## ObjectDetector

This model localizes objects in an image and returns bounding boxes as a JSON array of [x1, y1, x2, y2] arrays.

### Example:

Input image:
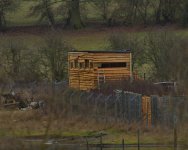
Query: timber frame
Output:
[[68, 50, 133, 91]]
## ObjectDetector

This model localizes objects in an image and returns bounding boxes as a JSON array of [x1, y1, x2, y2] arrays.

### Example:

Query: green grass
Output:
[[64, 31, 110, 50], [0, 128, 176, 145], [1, 28, 188, 51], [6, 1, 39, 26]]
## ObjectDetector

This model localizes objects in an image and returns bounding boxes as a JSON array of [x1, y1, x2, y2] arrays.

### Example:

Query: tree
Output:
[[109, 33, 144, 70], [145, 32, 188, 83], [40, 33, 71, 81], [0, 0, 20, 31], [181, 0, 188, 27], [0, 39, 23, 80], [29, 0, 55, 28], [0, 38, 41, 82], [152, 0, 180, 24], [66, 0, 84, 29], [137, 0, 151, 25], [29, 0, 84, 29], [91, 0, 112, 23]]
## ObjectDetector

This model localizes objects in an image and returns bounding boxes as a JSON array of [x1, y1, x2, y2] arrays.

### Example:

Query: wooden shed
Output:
[[68, 50, 133, 90]]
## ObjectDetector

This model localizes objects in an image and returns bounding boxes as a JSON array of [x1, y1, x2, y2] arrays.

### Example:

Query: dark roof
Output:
[[69, 49, 131, 53]]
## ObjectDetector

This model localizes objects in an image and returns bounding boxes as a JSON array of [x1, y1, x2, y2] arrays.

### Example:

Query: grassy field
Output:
[[0, 110, 187, 145], [1, 26, 188, 51]]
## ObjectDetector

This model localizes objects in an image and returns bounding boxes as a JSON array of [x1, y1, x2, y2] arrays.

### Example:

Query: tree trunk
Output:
[[102, 1, 107, 21], [44, 0, 55, 29], [0, 9, 6, 31], [156, 0, 162, 24], [66, 0, 84, 29], [0, 13, 2, 30], [0, 11, 4, 30]]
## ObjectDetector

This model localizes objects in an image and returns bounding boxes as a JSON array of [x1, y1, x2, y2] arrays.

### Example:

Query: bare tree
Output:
[[40, 33, 71, 81], [181, 0, 188, 27], [0, 38, 42, 82], [137, 0, 151, 25], [28, 0, 55, 28], [109, 33, 144, 70], [91, 0, 112, 23], [145, 32, 188, 83], [0, 38, 24, 81], [0, 0, 20, 30]]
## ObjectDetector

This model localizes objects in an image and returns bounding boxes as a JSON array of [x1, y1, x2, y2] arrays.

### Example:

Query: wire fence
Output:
[[0, 81, 187, 127], [59, 89, 188, 127]]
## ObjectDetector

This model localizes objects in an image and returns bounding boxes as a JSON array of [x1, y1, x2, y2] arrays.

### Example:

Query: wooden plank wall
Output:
[[142, 96, 152, 127], [68, 52, 95, 90], [68, 52, 131, 90], [92, 53, 130, 63]]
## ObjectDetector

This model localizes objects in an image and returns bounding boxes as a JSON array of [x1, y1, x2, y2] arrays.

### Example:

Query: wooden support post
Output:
[[146, 101, 149, 128]]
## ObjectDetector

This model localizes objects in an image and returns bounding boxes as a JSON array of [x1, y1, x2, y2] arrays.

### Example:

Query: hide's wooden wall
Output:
[[68, 52, 132, 90]]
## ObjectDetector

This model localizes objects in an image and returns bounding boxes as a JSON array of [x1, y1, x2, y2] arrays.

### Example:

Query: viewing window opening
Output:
[[70, 62, 74, 69], [79, 62, 84, 69], [74, 60, 78, 68], [99, 62, 127, 68], [85, 59, 89, 68], [90, 62, 93, 68]]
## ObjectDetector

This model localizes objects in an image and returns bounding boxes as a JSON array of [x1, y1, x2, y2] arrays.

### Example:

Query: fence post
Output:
[[100, 134, 103, 150], [174, 126, 177, 150], [122, 138, 125, 150], [115, 97, 118, 122], [85, 137, 89, 150], [173, 107, 178, 150], [137, 129, 140, 150], [127, 93, 130, 124], [70, 91, 76, 118], [105, 98, 107, 123]]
